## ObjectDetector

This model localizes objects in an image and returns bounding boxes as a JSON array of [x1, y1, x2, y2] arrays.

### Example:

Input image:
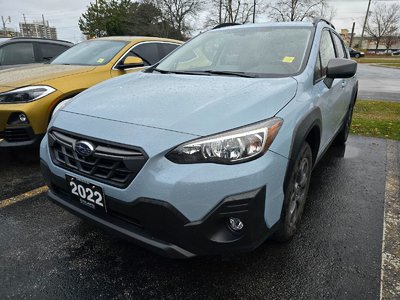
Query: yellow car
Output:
[[0, 36, 182, 147]]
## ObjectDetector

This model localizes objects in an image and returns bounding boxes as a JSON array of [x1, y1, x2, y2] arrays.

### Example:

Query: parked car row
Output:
[[1, 20, 358, 258], [0, 36, 181, 147]]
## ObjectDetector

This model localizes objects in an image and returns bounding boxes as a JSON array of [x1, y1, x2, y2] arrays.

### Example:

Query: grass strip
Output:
[[354, 58, 400, 64], [351, 100, 400, 141]]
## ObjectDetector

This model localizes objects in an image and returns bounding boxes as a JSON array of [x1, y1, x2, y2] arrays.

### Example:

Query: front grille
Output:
[[49, 129, 148, 188], [1, 127, 33, 142]]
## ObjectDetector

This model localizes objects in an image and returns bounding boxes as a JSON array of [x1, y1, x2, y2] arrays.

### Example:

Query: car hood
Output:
[[0, 64, 96, 90], [63, 72, 298, 136]]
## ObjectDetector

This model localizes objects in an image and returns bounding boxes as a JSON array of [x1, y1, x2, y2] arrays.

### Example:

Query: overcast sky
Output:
[[1, 0, 398, 43]]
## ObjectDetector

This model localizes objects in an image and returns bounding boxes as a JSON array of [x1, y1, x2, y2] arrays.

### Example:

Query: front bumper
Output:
[[0, 126, 43, 147], [41, 159, 275, 258], [40, 114, 288, 257], [0, 91, 63, 147]]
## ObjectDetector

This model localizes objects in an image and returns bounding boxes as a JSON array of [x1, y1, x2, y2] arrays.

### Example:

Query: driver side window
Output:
[[129, 43, 160, 66]]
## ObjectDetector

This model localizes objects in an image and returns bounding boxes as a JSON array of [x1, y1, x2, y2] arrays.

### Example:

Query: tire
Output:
[[355, 53, 360, 58], [274, 142, 313, 242], [334, 101, 355, 145]]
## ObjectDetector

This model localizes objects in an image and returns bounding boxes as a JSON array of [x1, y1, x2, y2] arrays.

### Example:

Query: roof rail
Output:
[[312, 18, 335, 30], [213, 23, 241, 30], [9, 36, 73, 44]]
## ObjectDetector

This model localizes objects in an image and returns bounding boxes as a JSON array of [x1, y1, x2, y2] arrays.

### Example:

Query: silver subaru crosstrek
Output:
[[40, 19, 358, 258]]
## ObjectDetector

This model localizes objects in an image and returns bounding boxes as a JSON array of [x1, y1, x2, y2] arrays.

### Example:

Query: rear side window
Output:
[[38, 43, 69, 62], [160, 43, 179, 56], [0, 42, 35, 65], [332, 33, 347, 59], [131, 43, 161, 65], [315, 30, 336, 80]]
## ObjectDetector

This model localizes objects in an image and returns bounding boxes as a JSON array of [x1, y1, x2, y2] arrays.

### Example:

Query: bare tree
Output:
[[205, 0, 265, 27], [268, 0, 334, 22], [152, 0, 204, 37], [383, 30, 399, 52], [365, 2, 400, 50]]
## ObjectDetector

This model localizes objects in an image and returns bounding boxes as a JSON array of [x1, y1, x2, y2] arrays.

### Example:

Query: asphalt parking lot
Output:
[[358, 64, 400, 101], [1, 135, 399, 299]]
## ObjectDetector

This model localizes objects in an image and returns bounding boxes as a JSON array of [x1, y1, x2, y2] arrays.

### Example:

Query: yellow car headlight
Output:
[[0, 86, 56, 103]]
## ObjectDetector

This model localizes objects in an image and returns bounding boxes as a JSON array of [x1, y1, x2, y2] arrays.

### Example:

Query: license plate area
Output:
[[66, 175, 107, 213]]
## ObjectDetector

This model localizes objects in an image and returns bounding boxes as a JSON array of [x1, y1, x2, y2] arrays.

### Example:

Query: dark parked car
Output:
[[347, 47, 365, 58], [0, 37, 72, 70], [392, 50, 400, 56]]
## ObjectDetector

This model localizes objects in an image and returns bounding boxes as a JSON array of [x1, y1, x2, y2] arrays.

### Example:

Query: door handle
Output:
[[341, 79, 347, 88]]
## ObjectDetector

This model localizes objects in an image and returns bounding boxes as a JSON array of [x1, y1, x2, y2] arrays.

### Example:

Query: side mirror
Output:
[[324, 58, 357, 88], [116, 56, 144, 70]]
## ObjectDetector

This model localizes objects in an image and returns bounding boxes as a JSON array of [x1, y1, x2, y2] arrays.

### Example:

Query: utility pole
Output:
[[349, 22, 355, 48], [252, 0, 256, 23], [42, 14, 47, 38], [96, 0, 99, 37], [360, 0, 372, 49], [1, 16, 11, 37], [21, 14, 27, 36], [219, 0, 222, 24]]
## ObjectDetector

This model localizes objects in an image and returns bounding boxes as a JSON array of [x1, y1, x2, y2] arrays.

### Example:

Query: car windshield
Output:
[[156, 26, 313, 77], [51, 40, 127, 66]]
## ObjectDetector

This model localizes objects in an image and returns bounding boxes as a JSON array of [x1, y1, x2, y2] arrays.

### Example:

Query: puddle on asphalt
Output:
[[343, 145, 360, 159], [328, 144, 360, 159]]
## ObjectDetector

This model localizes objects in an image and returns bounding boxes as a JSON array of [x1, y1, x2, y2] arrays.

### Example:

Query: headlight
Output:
[[0, 86, 56, 103], [166, 117, 283, 164]]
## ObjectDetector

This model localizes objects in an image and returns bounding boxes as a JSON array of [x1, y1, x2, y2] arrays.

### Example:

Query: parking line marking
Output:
[[0, 186, 48, 209], [380, 140, 400, 300]]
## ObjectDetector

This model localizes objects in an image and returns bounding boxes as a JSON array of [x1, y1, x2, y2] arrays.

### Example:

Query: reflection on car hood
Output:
[[0, 64, 96, 89], [63, 72, 298, 136]]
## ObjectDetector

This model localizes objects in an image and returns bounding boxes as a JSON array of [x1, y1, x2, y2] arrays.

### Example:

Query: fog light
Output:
[[228, 217, 244, 231], [19, 113, 27, 123]]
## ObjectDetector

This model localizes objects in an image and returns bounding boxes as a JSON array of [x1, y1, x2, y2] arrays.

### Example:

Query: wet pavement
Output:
[[357, 64, 400, 101], [0, 136, 396, 299]]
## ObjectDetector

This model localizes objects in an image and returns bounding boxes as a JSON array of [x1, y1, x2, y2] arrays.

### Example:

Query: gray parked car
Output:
[[0, 37, 72, 70]]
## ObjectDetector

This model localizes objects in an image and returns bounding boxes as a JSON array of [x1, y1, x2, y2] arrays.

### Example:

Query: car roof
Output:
[[94, 36, 183, 44], [0, 38, 11, 44], [213, 22, 315, 31], [212, 19, 335, 32], [2, 37, 73, 45]]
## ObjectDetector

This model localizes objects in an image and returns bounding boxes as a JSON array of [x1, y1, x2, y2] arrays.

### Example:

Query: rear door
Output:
[[313, 29, 344, 151], [331, 32, 354, 119]]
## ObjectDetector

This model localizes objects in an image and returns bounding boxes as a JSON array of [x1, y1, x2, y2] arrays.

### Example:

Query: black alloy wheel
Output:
[[274, 142, 313, 241]]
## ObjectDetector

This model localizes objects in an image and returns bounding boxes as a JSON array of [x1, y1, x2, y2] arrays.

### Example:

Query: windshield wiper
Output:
[[201, 70, 255, 78], [151, 68, 254, 77], [151, 68, 211, 76], [152, 68, 170, 74]]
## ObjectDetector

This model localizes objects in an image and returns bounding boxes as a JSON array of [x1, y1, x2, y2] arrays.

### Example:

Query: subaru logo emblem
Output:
[[75, 141, 95, 157]]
